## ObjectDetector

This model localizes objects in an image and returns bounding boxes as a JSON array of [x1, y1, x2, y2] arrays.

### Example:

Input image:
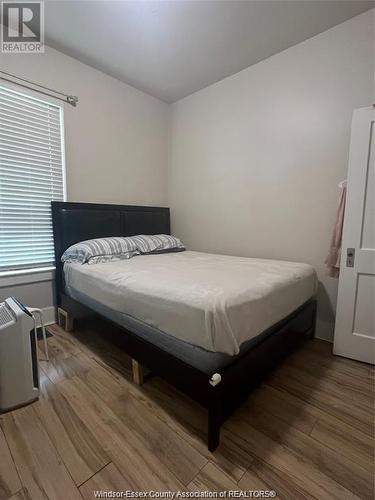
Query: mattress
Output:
[[64, 250, 317, 356]]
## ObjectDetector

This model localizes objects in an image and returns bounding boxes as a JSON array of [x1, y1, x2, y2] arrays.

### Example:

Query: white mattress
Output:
[[64, 251, 317, 355]]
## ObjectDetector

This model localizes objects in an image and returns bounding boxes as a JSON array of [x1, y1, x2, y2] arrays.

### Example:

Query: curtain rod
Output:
[[0, 70, 78, 107]]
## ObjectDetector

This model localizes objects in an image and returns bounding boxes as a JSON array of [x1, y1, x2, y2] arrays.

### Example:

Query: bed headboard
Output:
[[51, 201, 170, 305]]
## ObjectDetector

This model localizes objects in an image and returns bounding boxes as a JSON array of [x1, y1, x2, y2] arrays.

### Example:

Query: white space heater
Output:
[[0, 297, 40, 412]]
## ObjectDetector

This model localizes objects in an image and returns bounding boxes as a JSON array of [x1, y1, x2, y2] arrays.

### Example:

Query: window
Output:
[[0, 85, 65, 272]]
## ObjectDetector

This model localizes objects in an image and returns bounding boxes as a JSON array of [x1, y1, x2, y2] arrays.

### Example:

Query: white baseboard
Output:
[[34, 306, 56, 327], [315, 319, 334, 343]]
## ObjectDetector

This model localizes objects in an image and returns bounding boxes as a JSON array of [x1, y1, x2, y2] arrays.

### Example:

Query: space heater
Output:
[[0, 297, 40, 412]]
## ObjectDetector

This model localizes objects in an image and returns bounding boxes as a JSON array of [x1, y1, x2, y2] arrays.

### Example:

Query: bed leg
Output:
[[57, 307, 74, 332], [310, 300, 318, 339], [208, 405, 221, 452], [132, 359, 144, 386]]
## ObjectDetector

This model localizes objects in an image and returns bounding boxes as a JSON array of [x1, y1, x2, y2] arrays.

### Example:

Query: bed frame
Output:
[[51, 201, 317, 451]]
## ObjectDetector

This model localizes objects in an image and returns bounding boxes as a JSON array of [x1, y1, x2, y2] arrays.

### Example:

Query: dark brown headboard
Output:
[[51, 201, 170, 306]]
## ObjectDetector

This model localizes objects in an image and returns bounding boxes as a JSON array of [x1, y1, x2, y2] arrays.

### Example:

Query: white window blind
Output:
[[0, 85, 65, 272]]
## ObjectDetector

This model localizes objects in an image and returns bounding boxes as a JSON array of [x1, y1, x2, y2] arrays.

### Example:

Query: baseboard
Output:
[[34, 306, 56, 327], [315, 319, 334, 343]]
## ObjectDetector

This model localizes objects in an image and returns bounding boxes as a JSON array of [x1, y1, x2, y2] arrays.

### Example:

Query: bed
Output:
[[52, 201, 317, 451]]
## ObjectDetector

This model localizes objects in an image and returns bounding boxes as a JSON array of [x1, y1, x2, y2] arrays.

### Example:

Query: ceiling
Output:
[[44, 0, 374, 103]]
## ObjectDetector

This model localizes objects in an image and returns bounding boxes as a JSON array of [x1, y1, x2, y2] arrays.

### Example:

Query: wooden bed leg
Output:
[[208, 405, 221, 452], [132, 359, 144, 386], [57, 307, 74, 332]]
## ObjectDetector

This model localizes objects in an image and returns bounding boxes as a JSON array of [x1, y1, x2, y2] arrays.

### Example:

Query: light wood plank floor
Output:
[[0, 319, 374, 500]]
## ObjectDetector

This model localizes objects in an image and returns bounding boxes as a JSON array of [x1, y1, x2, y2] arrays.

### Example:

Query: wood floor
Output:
[[0, 319, 374, 500]]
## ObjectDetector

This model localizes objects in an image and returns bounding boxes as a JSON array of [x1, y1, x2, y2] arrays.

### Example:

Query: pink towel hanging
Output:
[[325, 181, 347, 278]]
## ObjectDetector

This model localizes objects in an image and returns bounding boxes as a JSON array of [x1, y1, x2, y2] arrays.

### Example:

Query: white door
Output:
[[333, 107, 375, 365]]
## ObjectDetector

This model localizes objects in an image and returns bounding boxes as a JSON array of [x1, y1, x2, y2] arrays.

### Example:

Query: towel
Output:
[[325, 183, 347, 278]]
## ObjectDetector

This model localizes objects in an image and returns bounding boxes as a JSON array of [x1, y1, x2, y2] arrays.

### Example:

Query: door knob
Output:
[[346, 248, 355, 267]]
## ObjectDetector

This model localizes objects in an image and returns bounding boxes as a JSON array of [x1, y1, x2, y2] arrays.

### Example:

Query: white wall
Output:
[[168, 11, 374, 341], [0, 46, 169, 313]]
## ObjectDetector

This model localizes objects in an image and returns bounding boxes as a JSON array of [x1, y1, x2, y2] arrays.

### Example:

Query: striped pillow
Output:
[[131, 234, 185, 254], [61, 237, 139, 264]]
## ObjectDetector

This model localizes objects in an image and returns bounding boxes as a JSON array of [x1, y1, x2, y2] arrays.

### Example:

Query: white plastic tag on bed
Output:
[[209, 373, 222, 386]]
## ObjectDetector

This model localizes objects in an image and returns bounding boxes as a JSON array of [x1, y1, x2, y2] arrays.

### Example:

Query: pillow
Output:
[[61, 237, 139, 264], [131, 234, 185, 254], [86, 253, 137, 265]]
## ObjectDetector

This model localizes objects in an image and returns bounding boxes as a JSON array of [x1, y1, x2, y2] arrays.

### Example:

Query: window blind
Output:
[[0, 85, 65, 272]]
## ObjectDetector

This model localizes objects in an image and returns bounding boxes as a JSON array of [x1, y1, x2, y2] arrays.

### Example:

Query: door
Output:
[[333, 107, 375, 364]]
